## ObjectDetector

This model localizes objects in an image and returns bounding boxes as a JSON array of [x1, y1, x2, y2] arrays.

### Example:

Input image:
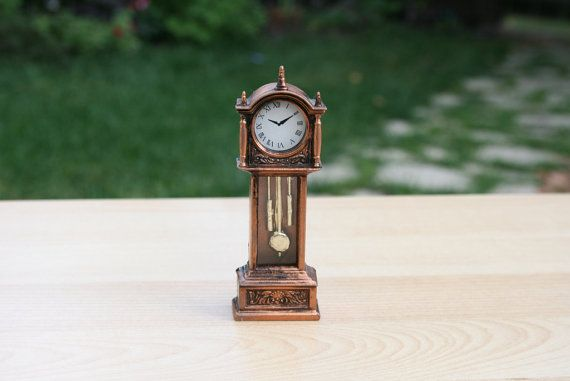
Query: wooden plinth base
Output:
[[233, 264, 320, 321]]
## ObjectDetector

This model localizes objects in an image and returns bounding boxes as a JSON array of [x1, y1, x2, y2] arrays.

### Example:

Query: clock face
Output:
[[253, 99, 308, 153]]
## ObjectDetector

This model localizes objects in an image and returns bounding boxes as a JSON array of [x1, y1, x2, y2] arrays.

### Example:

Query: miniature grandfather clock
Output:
[[232, 66, 326, 321]]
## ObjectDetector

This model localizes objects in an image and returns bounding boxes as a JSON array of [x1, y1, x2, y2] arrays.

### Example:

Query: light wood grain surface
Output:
[[1, 195, 569, 381]]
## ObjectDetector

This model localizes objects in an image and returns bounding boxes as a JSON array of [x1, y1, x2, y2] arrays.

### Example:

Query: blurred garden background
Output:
[[1, 0, 570, 199]]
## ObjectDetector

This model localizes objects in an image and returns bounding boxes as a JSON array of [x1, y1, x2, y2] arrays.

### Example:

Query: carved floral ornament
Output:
[[253, 154, 307, 165], [246, 289, 309, 307]]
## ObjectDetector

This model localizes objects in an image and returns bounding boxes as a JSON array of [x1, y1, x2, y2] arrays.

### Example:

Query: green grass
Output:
[[504, 14, 570, 40], [0, 24, 508, 199]]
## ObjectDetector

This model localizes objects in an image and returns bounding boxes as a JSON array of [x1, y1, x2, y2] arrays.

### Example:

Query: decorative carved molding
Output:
[[253, 153, 307, 165], [248, 138, 310, 167], [246, 289, 309, 307]]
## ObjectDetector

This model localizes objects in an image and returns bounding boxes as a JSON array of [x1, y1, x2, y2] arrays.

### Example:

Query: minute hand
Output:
[[277, 114, 295, 126]]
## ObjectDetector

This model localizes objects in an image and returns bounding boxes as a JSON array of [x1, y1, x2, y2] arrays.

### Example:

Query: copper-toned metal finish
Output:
[[238, 166, 320, 176], [276, 65, 287, 90], [233, 66, 326, 321], [296, 175, 307, 271], [235, 82, 326, 115], [232, 264, 319, 321], [313, 114, 322, 168], [248, 175, 258, 269], [239, 115, 247, 167]]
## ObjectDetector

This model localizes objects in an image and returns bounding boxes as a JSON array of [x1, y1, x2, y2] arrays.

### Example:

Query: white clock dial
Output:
[[253, 99, 307, 152]]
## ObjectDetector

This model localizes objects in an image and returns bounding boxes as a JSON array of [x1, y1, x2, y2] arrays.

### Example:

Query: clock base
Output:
[[232, 264, 320, 321], [232, 297, 320, 321]]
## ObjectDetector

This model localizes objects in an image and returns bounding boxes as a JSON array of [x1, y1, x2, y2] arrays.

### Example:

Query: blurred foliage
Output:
[[0, 0, 22, 15], [5, 0, 568, 58], [305, 0, 404, 31], [0, 0, 266, 55], [0, 0, 139, 57], [33, 11, 139, 55], [142, 0, 266, 44], [301, 0, 570, 31]]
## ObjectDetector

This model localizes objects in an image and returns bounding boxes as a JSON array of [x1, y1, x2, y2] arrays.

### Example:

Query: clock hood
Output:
[[235, 66, 326, 116]]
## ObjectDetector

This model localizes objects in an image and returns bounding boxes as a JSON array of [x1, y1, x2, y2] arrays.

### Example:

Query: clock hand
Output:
[[277, 114, 295, 126], [268, 119, 280, 126]]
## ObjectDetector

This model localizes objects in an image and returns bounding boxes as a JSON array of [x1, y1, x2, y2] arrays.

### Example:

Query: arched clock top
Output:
[[235, 66, 327, 115]]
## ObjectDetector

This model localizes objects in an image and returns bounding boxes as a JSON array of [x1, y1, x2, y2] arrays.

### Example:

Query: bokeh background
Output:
[[1, 0, 570, 199]]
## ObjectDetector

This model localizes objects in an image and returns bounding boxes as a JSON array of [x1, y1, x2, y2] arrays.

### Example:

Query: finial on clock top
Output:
[[315, 91, 322, 107], [276, 65, 287, 90]]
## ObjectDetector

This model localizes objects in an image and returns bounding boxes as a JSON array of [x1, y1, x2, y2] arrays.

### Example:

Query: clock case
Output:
[[232, 67, 326, 321]]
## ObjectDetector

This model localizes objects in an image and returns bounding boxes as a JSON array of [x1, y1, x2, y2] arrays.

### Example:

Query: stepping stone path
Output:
[[315, 45, 570, 194]]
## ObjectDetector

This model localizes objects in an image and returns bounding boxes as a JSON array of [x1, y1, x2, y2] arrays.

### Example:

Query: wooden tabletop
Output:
[[1, 195, 569, 380]]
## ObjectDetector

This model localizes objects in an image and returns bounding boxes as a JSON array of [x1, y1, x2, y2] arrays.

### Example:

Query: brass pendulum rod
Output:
[[268, 176, 291, 257], [275, 177, 283, 257], [287, 177, 292, 226], [267, 177, 274, 232], [275, 177, 282, 232]]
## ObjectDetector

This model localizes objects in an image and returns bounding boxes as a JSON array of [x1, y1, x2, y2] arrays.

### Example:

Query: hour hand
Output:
[[268, 119, 280, 126]]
